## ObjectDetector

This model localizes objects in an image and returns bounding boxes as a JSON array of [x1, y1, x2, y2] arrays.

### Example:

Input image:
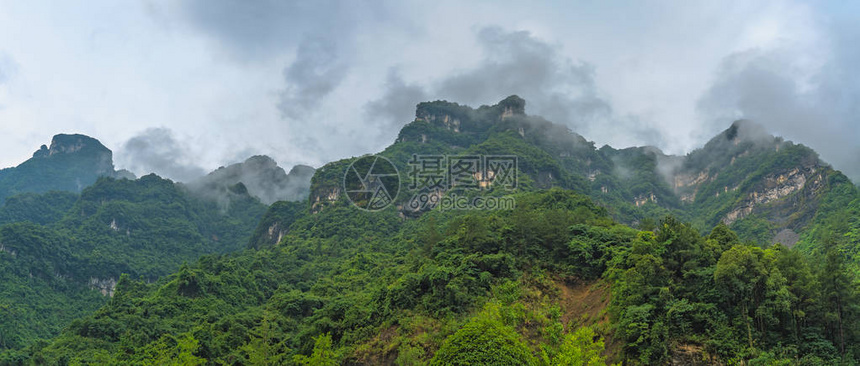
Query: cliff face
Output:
[[307, 96, 855, 247]]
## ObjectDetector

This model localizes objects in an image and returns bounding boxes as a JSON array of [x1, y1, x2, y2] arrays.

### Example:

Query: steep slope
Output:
[[13, 96, 860, 365], [0, 134, 133, 204], [663, 120, 853, 248], [27, 187, 860, 365], [310, 99, 858, 251], [0, 174, 267, 353]]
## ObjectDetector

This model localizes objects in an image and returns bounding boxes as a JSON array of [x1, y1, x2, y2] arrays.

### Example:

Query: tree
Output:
[[552, 326, 608, 366], [293, 333, 336, 366], [818, 236, 857, 357], [144, 333, 206, 366], [240, 311, 289, 366], [714, 245, 766, 350], [429, 317, 537, 366]]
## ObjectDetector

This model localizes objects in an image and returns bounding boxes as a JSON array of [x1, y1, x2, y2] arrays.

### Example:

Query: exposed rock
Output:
[[498, 95, 526, 118], [0, 242, 16, 258], [89, 277, 118, 297], [311, 187, 341, 213], [724, 167, 816, 225], [267, 223, 286, 246], [671, 344, 716, 365], [773, 229, 800, 248], [634, 193, 658, 207]]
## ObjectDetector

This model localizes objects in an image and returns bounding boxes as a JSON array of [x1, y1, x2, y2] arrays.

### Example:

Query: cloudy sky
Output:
[[0, 1, 858, 182]]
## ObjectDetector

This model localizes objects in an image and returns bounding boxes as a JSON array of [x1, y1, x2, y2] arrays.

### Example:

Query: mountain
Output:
[[310, 96, 858, 252], [18, 96, 860, 365], [0, 134, 134, 205], [189, 155, 315, 205], [0, 174, 267, 353]]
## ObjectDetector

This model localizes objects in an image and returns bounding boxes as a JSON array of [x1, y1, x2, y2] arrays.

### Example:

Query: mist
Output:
[[698, 44, 860, 182], [1, 1, 857, 184], [188, 155, 315, 205], [117, 128, 206, 183]]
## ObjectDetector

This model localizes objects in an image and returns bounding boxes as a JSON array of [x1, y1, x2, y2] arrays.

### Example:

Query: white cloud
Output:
[[0, 0, 856, 182]]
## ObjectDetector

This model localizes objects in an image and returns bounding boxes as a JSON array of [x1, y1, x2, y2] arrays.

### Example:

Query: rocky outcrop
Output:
[[265, 222, 287, 247], [634, 193, 658, 207], [0, 242, 16, 258], [498, 95, 526, 118], [89, 277, 118, 297], [672, 171, 714, 203], [723, 166, 821, 225], [671, 344, 716, 365], [311, 187, 341, 213], [0, 133, 120, 203]]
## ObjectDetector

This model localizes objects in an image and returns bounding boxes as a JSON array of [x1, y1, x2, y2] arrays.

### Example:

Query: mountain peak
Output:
[[498, 95, 526, 117], [31, 134, 110, 158], [722, 119, 771, 144], [1, 133, 118, 203], [190, 155, 315, 205]]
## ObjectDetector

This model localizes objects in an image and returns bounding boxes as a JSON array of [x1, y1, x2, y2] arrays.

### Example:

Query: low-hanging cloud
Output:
[[66, 1, 852, 186], [278, 36, 349, 120], [189, 155, 314, 205], [364, 69, 429, 133], [698, 37, 860, 181], [437, 27, 613, 129], [117, 128, 206, 182], [364, 26, 666, 150]]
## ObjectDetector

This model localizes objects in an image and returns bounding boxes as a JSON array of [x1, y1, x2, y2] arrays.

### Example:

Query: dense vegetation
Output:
[[0, 175, 266, 356], [2, 97, 860, 364], [4, 188, 856, 365]]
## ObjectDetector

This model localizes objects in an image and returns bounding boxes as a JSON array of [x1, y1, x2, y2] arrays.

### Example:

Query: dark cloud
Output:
[[372, 26, 665, 148], [436, 26, 612, 130], [698, 37, 860, 181], [180, 0, 345, 60], [364, 69, 428, 134], [118, 128, 206, 182], [277, 36, 349, 119]]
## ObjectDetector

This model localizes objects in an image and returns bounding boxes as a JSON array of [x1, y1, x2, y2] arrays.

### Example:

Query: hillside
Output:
[[0, 173, 268, 354], [311, 96, 859, 253], [0, 134, 134, 204], [5, 96, 858, 365], [23, 188, 860, 364]]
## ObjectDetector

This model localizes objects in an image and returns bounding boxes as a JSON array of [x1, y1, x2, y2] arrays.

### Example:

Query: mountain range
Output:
[[0, 96, 858, 364]]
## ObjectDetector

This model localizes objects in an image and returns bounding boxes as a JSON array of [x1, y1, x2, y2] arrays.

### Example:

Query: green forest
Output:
[[1, 97, 859, 365], [4, 188, 859, 365]]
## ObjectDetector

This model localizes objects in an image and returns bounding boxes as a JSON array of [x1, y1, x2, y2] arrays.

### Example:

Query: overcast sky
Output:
[[0, 1, 857, 181]]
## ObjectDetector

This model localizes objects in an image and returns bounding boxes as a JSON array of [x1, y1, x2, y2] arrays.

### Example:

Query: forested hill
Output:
[[309, 96, 860, 262], [0, 134, 134, 204], [2, 96, 856, 364], [0, 135, 323, 355], [0, 174, 268, 353]]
